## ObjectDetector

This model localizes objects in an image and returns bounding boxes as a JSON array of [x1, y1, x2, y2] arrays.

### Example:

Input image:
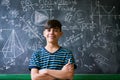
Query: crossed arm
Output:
[[31, 62, 74, 80]]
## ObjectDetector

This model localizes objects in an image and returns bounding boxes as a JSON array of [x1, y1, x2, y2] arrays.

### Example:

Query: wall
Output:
[[0, 0, 120, 74]]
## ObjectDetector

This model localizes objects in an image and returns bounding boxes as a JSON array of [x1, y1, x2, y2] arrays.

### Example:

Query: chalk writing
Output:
[[0, 0, 119, 74]]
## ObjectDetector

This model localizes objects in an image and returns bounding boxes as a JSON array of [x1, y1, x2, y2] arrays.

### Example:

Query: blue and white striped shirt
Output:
[[29, 47, 75, 70]]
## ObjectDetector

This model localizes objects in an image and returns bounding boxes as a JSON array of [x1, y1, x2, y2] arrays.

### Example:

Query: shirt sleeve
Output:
[[29, 52, 40, 71], [65, 50, 77, 69]]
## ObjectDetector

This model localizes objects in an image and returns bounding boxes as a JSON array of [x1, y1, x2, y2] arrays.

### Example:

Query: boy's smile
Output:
[[43, 28, 63, 43]]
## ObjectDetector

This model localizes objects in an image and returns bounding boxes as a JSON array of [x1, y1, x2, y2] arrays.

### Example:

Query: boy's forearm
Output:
[[47, 69, 74, 79], [31, 73, 44, 80], [31, 69, 55, 80], [32, 73, 55, 80]]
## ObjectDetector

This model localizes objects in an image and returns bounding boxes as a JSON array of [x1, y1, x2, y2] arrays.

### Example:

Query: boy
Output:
[[29, 19, 76, 80]]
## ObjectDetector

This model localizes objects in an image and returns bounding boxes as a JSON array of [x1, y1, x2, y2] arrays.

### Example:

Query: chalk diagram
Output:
[[2, 30, 24, 58], [0, 29, 24, 69], [91, 0, 120, 49], [66, 0, 120, 73], [0, 0, 49, 70], [83, 0, 120, 73], [32, 10, 49, 26]]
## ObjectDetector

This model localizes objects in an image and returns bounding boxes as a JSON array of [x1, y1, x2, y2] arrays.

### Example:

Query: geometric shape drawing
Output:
[[2, 29, 24, 58], [34, 11, 48, 25]]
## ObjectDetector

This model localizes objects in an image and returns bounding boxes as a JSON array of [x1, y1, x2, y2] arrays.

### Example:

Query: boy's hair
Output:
[[44, 19, 62, 31]]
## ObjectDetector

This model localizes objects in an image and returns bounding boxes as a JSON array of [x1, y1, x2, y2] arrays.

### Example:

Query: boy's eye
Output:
[[54, 29, 59, 32], [47, 29, 51, 32]]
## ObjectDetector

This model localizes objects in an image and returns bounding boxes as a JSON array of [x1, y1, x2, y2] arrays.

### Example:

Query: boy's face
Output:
[[43, 27, 63, 43]]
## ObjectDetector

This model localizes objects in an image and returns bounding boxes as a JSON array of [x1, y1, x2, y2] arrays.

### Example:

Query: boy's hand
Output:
[[62, 59, 74, 72]]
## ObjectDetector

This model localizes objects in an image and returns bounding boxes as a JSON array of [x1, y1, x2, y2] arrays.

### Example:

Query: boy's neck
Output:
[[45, 43, 60, 49], [45, 43, 60, 53]]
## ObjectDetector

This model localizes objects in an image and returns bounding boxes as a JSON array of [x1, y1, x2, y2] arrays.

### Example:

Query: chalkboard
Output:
[[0, 0, 120, 74]]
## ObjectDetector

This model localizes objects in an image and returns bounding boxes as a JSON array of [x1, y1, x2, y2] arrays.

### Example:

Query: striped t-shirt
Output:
[[29, 47, 75, 70]]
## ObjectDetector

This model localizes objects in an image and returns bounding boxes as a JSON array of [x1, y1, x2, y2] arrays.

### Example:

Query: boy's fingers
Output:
[[68, 59, 70, 64], [65, 59, 71, 67]]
